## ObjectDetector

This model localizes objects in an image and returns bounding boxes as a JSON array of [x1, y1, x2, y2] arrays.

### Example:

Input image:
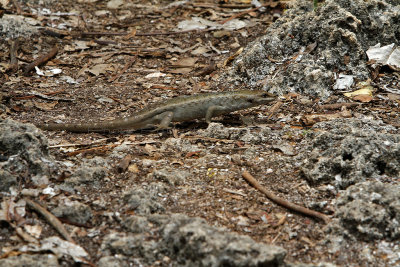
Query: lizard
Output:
[[37, 90, 276, 133]]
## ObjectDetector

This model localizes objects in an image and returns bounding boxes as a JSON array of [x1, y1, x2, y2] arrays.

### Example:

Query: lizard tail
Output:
[[36, 118, 144, 133]]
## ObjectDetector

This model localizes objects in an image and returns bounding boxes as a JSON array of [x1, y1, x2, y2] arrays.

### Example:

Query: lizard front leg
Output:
[[205, 105, 226, 123]]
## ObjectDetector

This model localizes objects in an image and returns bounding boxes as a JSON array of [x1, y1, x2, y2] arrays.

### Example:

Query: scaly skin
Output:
[[37, 90, 276, 132]]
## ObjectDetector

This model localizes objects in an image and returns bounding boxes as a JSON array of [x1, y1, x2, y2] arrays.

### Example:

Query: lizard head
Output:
[[238, 90, 277, 106]]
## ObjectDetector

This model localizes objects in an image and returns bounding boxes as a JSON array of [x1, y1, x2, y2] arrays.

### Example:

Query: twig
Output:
[[16, 227, 39, 244], [267, 101, 283, 120], [220, 2, 272, 24], [9, 38, 19, 73], [193, 61, 216, 77], [12, 0, 22, 14], [66, 144, 118, 157], [271, 230, 283, 244], [80, 28, 213, 37], [13, 90, 73, 102], [109, 54, 137, 82], [222, 188, 247, 197], [318, 102, 361, 110], [117, 155, 132, 173], [48, 137, 114, 148], [23, 45, 58, 75], [25, 198, 75, 243], [241, 170, 330, 224]]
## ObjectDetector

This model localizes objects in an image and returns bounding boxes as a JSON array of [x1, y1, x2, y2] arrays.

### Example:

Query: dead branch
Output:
[[109, 55, 137, 82], [220, 2, 272, 24], [25, 198, 75, 243], [12, 0, 22, 14], [318, 102, 362, 110], [117, 155, 132, 173], [9, 38, 19, 73], [23, 45, 58, 76], [66, 144, 118, 157], [241, 170, 330, 224]]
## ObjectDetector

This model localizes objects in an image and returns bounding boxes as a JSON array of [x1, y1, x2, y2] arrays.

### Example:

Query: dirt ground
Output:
[[1, 0, 400, 266]]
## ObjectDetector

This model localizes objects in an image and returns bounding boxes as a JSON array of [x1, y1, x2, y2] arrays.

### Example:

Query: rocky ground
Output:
[[1, 0, 400, 266]]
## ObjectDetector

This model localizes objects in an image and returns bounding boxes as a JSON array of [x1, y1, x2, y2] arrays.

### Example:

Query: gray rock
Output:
[[159, 214, 286, 267], [0, 14, 39, 39], [301, 118, 400, 189], [151, 168, 190, 186], [0, 254, 59, 267], [101, 232, 158, 259], [66, 165, 107, 185], [122, 215, 152, 233], [0, 119, 54, 192], [102, 213, 286, 266], [51, 200, 93, 225], [0, 169, 17, 192], [161, 138, 200, 153], [287, 263, 337, 267], [98, 256, 128, 267], [30, 174, 49, 186], [123, 182, 166, 214], [328, 180, 400, 241], [222, 0, 400, 98], [198, 122, 272, 144]]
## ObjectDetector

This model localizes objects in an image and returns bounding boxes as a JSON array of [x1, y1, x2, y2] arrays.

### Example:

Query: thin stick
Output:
[[109, 54, 137, 82], [80, 28, 213, 37], [66, 144, 118, 157], [25, 198, 75, 243], [220, 2, 272, 24], [23, 45, 58, 75], [9, 39, 19, 73], [241, 170, 330, 224], [12, 0, 22, 14], [319, 102, 361, 110], [116, 155, 132, 173]]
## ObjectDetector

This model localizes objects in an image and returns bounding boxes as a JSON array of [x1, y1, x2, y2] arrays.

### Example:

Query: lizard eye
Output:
[[261, 93, 271, 98]]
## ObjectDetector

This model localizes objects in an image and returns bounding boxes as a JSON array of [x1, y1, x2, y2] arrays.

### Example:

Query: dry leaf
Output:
[[171, 57, 198, 67], [352, 94, 373, 102], [128, 164, 139, 173], [34, 101, 58, 111], [168, 68, 193, 74], [301, 110, 352, 126], [88, 64, 113, 76], [24, 224, 42, 239], [343, 88, 373, 98], [387, 93, 400, 101]]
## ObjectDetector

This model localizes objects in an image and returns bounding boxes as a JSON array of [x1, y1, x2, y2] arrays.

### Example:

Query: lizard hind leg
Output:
[[205, 105, 225, 123], [153, 111, 174, 131]]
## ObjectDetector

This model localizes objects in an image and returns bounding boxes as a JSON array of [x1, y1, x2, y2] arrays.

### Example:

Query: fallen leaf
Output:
[[168, 68, 193, 74], [107, 0, 124, 9], [171, 57, 198, 67], [24, 224, 42, 239], [88, 64, 113, 76], [19, 236, 88, 262], [34, 101, 58, 111], [352, 94, 373, 102], [366, 43, 400, 69], [128, 164, 139, 173], [145, 72, 166, 78], [301, 110, 352, 126], [387, 93, 400, 101], [343, 88, 373, 98], [64, 40, 91, 52]]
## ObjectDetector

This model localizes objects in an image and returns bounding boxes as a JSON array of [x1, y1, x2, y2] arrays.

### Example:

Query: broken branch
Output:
[[25, 198, 75, 243], [241, 170, 330, 224], [23, 45, 58, 76], [9, 39, 19, 73]]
